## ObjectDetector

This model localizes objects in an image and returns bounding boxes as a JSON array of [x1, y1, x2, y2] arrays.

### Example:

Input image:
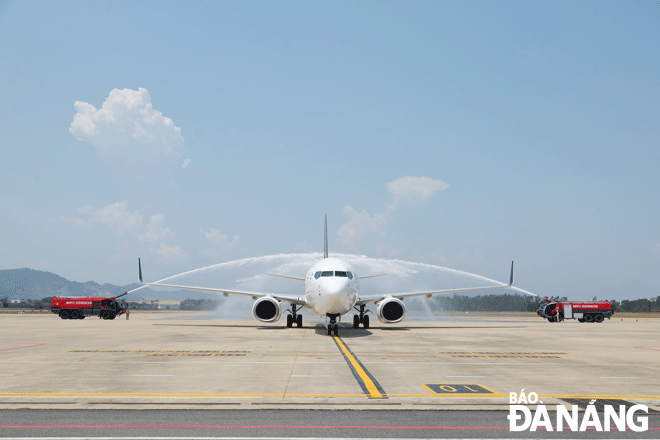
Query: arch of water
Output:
[[133, 253, 523, 321]]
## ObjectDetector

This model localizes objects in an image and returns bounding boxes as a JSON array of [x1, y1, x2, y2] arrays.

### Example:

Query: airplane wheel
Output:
[[595, 314, 604, 323], [333, 324, 339, 336], [353, 315, 360, 329], [59, 310, 68, 319], [584, 314, 594, 323], [286, 314, 293, 328], [362, 315, 369, 329], [296, 314, 302, 328], [327, 326, 332, 336]]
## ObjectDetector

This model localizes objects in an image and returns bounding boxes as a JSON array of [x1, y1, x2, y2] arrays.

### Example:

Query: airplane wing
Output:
[[133, 259, 307, 306], [139, 281, 307, 306], [355, 261, 538, 305]]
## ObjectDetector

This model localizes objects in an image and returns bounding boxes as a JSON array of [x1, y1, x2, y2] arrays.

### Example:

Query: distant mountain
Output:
[[0, 268, 214, 301]]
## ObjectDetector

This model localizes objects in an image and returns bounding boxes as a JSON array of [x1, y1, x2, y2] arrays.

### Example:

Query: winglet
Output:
[[138, 258, 143, 283], [323, 214, 328, 259], [509, 261, 514, 286]]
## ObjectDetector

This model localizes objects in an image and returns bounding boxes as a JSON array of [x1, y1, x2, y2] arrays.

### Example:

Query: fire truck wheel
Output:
[[595, 313, 604, 323], [59, 310, 68, 319], [578, 318, 585, 322], [584, 314, 594, 323], [70, 310, 79, 319], [101, 311, 109, 320], [108, 314, 116, 320], [78, 315, 85, 320]]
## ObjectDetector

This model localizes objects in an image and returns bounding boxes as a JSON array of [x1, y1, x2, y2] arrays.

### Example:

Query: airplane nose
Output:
[[325, 278, 348, 295], [316, 278, 351, 313]]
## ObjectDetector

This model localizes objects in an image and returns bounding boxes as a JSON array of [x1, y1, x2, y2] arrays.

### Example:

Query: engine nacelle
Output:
[[376, 297, 406, 323], [252, 297, 282, 323]]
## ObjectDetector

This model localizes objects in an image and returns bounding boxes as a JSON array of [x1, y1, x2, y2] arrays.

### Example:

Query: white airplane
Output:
[[137, 215, 518, 336]]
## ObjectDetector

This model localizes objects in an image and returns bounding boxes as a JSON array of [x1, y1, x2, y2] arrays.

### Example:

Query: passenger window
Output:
[[321, 271, 333, 277], [314, 271, 321, 279], [347, 272, 353, 280], [335, 271, 347, 277]]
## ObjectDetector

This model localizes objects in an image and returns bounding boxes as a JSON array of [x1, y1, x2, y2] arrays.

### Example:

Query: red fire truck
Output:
[[537, 298, 614, 323], [50, 292, 127, 320]]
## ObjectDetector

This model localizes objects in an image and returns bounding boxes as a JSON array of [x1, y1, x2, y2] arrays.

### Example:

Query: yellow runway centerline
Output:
[[333, 335, 384, 399]]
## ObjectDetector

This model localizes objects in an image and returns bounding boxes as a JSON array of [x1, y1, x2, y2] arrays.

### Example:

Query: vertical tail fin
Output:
[[509, 261, 514, 286], [324, 214, 328, 258]]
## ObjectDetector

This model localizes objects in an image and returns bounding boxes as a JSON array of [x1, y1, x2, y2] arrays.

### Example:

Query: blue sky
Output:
[[0, 1, 658, 300]]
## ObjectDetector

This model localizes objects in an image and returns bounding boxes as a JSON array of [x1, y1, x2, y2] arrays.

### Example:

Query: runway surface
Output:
[[1, 311, 659, 438], [1, 409, 659, 439]]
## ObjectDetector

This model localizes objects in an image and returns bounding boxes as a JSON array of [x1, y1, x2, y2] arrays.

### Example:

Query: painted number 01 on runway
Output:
[[423, 384, 495, 394]]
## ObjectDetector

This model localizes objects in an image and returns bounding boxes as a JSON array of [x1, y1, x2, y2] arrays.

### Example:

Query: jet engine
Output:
[[376, 297, 406, 323], [252, 297, 282, 322]]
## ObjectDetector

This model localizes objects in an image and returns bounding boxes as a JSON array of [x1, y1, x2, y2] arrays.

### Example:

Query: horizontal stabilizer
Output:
[[264, 273, 305, 281], [360, 274, 387, 279]]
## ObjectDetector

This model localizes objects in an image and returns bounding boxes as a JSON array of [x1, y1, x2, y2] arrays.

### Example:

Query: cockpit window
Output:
[[314, 271, 321, 279], [347, 272, 353, 280], [335, 271, 347, 277], [321, 271, 333, 277]]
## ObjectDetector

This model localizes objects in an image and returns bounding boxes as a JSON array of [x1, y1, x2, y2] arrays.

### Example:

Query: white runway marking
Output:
[[445, 376, 486, 377], [132, 375, 175, 377], [292, 375, 331, 377], [600, 376, 639, 379], [0, 435, 464, 440]]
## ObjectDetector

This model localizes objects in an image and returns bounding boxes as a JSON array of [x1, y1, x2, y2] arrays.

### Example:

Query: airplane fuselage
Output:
[[303, 257, 359, 315]]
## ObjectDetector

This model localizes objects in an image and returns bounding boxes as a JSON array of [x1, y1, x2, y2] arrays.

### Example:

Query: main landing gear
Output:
[[327, 314, 339, 336], [352, 305, 370, 329], [286, 304, 303, 329]]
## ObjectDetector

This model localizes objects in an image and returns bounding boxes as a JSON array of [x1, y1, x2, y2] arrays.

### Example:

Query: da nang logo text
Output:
[[508, 390, 648, 432]]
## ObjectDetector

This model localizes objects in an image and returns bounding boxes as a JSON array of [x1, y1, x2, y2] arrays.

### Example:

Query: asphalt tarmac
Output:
[[1, 311, 659, 438], [1, 409, 659, 439]]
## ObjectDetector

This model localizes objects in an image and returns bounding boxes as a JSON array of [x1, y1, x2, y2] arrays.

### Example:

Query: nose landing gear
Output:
[[326, 314, 339, 336]]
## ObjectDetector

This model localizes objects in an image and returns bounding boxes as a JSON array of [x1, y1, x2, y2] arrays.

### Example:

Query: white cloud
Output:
[[55, 203, 186, 263], [55, 201, 143, 236], [203, 228, 240, 250], [139, 215, 176, 246], [69, 88, 184, 179], [386, 176, 449, 211], [337, 206, 387, 248], [337, 176, 449, 251], [294, 241, 313, 252], [181, 158, 191, 169], [156, 243, 186, 262]]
